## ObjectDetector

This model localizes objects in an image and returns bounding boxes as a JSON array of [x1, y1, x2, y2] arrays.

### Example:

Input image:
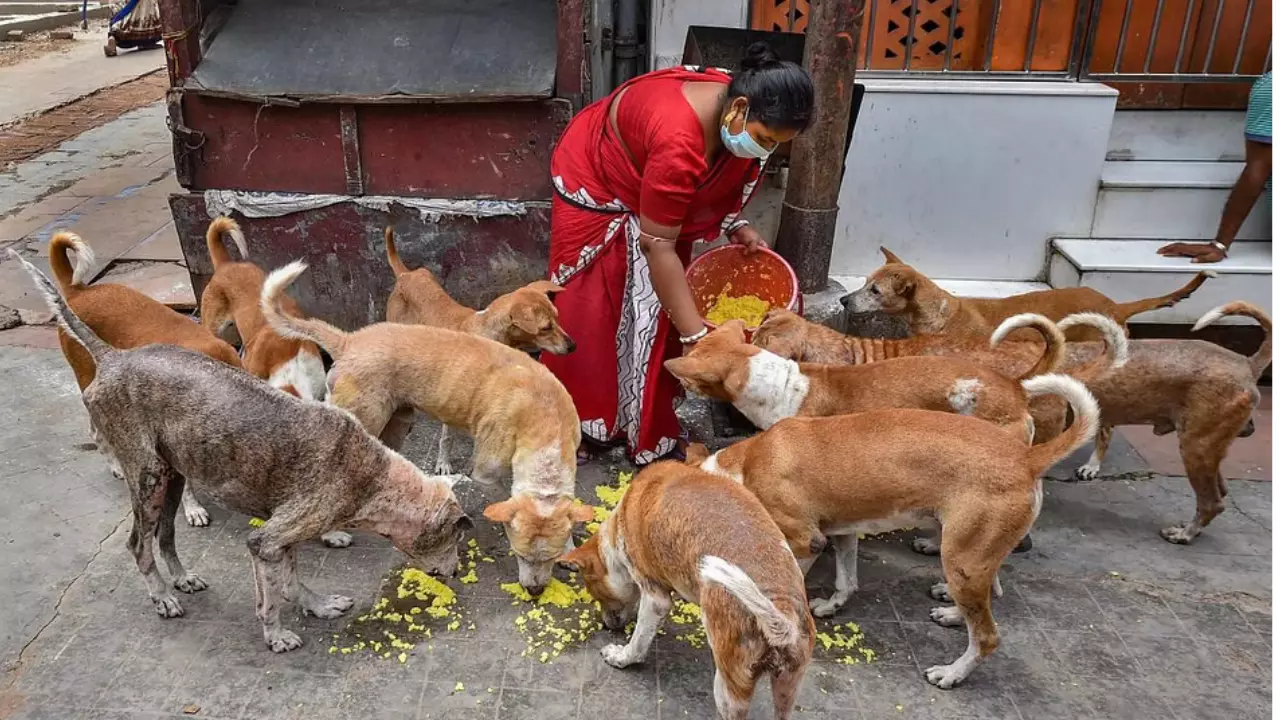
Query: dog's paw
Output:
[[184, 505, 211, 527], [929, 582, 953, 602], [434, 458, 455, 475], [808, 596, 843, 618], [911, 537, 941, 556], [321, 531, 353, 548], [304, 594, 355, 619], [924, 662, 967, 689], [1160, 524, 1198, 545], [174, 573, 209, 594], [265, 629, 304, 653], [153, 595, 185, 618], [600, 644, 637, 669], [929, 606, 965, 627], [1073, 463, 1100, 482]]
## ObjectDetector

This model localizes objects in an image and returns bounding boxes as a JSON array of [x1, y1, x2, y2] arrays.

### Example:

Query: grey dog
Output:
[[13, 251, 472, 652]]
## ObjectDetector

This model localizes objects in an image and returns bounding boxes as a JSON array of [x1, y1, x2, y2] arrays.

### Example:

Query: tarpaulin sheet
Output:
[[187, 0, 557, 101]]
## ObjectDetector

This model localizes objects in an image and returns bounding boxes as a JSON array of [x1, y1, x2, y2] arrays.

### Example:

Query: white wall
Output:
[[649, 0, 749, 70], [831, 79, 1119, 281]]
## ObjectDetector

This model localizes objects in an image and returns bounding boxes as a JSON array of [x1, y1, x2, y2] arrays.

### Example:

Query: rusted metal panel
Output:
[[358, 101, 568, 200], [556, 0, 590, 109], [339, 106, 364, 195], [170, 193, 552, 330], [158, 0, 202, 84], [182, 94, 349, 194], [180, 95, 567, 200]]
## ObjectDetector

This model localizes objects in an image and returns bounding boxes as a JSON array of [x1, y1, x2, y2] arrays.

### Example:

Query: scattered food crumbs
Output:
[[454, 682, 465, 694], [814, 621, 876, 665], [704, 284, 771, 328], [896, 704, 904, 712], [182, 705, 200, 715], [669, 600, 707, 649], [329, 565, 468, 661], [1109, 571, 1121, 577], [585, 470, 633, 536], [502, 577, 603, 663], [247, 517, 265, 528]]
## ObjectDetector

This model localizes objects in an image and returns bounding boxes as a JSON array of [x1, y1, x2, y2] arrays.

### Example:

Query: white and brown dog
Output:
[[693, 373, 1101, 688], [562, 461, 814, 719]]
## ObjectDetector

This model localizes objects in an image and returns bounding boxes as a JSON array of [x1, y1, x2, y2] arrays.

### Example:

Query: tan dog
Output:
[[562, 461, 813, 719], [45, 231, 241, 527], [753, 308, 1129, 441], [199, 217, 327, 401], [694, 375, 1100, 688], [261, 261, 591, 593], [384, 227, 574, 474], [845, 247, 1213, 341], [1068, 302, 1270, 544], [666, 319, 1070, 440]]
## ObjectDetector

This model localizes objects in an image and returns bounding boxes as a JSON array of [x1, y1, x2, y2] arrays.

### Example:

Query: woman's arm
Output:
[[638, 216, 705, 339]]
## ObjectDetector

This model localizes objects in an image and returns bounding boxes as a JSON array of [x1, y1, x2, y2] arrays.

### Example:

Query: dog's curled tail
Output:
[[206, 216, 247, 268], [989, 313, 1065, 381], [699, 555, 800, 648], [385, 227, 410, 277], [260, 261, 350, 359], [1021, 374, 1100, 476], [47, 231, 96, 292], [1114, 270, 1216, 320], [8, 249, 113, 361], [1194, 302, 1273, 382], [1056, 313, 1129, 384]]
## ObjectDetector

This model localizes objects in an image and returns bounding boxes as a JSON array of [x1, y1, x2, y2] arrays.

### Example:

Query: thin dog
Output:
[[13, 251, 470, 653], [562, 461, 814, 719], [262, 261, 591, 594]]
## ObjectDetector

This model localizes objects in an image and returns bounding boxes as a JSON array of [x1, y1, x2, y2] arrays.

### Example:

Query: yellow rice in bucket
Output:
[[704, 283, 771, 328]]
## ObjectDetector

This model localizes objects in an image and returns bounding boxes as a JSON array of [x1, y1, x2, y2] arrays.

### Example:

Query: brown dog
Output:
[[45, 231, 241, 527], [261, 261, 591, 594], [694, 373, 1100, 688], [752, 308, 1129, 442], [383, 227, 575, 474], [845, 247, 1213, 341], [199, 217, 326, 401], [1069, 302, 1271, 544], [562, 461, 813, 719], [666, 319, 1076, 440]]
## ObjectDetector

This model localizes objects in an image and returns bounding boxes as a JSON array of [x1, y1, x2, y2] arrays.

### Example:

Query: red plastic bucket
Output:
[[686, 245, 801, 339]]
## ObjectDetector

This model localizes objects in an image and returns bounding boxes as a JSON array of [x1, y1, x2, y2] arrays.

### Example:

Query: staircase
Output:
[[1047, 110, 1273, 325]]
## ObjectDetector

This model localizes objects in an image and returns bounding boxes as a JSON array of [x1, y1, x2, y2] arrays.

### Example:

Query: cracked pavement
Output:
[[0, 335, 1271, 719]]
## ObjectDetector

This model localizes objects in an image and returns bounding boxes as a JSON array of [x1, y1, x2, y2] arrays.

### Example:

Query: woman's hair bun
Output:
[[739, 41, 782, 72]]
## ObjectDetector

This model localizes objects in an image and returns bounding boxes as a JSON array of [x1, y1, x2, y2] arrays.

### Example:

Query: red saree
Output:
[[542, 66, 764, 464]]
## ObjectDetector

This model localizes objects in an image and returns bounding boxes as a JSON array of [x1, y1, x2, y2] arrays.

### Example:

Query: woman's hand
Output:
[[728, 224, 767, 255], [1157, 242, 1226, 264]]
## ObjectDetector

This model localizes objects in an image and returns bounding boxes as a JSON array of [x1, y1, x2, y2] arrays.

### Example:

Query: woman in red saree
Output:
[[543, 44, 814, 464]]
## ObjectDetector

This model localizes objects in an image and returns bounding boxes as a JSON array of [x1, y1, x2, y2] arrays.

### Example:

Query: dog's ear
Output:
[[891, 273, 917, 298], [664, 356, 720, 386], [719, 319, 748, 343], [524, 280, 565, 298], [483, 499, 520, 523], [880, 246, 906, 265], [685, 443, 711, 464], [568, 503, 596, 524], [559, 542, 594, 571], [509, 305, 544, 335]]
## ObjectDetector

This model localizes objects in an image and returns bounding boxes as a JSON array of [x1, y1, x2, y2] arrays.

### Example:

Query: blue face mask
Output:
[[720, 108, 772, 160]]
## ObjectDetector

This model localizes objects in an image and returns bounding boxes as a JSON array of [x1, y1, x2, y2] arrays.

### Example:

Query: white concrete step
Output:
[[1050, 238, 1272, 324], [1093, 160, 1271, 240], [833, 276, 1051, 300], [1107, 110, 1247, 162]]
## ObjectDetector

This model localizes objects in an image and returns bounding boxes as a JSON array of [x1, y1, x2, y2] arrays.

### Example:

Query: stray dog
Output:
[[384, 227, 575, 474], [43, 231, 241, 527], [753, 307, 1129, 441], [262, 261, 591, 594], [14, 251, 470, 652], [666, 319, 1064, 440], [845, 247, 1213, 341], [1069, 302, 1271, 544], [200, 217, 327, 401], [694, 375, 1100, 688], [562, 461, 814, 719]]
